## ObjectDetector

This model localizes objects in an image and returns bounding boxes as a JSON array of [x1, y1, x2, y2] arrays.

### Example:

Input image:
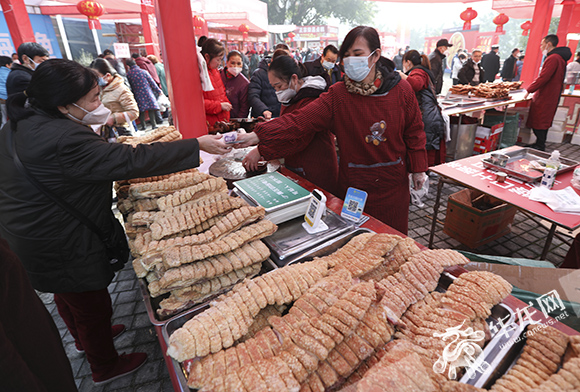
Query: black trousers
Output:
[[138, 110, 159, 130], [532, 128, 548, 151]]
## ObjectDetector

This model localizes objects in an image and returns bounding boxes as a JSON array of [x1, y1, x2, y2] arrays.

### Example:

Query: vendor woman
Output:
[[241, 26, 428, 234], [0, 59, 229, 385]]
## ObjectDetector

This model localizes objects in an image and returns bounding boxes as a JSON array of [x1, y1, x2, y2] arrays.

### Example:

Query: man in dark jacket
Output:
[[6, 42, 49, 96], [248, 45, 290, 119], [458, 49, 485, 85], [428, 38, 452, 95], [304, 44, 342, 87], [500, 48, 520, 81], [481, 45, 500, 83], [393, 48, 404, 71], [524, 35, 572, 151]]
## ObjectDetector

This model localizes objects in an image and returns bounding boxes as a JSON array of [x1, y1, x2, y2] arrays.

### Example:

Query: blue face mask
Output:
[[98, 77, 108, 87], [343, 50, 377, 82]]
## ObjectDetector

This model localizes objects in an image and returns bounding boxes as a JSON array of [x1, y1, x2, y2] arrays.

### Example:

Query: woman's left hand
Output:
[[412, 172, 427, 191], [397, 70, 407, 80], [106, 115, 115, 127], [242, 147, 262, 172]]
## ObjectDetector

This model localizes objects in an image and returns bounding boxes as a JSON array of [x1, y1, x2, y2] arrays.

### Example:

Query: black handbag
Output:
[[8, 129, 129, 272]]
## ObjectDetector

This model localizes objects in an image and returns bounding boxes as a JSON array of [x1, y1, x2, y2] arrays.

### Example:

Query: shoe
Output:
[[75, 324, 126, 353], [93, 352, 147, 385]]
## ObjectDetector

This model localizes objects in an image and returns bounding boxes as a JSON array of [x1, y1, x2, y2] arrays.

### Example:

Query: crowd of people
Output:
[[0, 26, 575, 392]]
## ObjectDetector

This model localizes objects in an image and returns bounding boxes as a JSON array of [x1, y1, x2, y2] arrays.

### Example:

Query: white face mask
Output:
[[542, 49, 548, 57], [67, 102, 111, 126], [26, 56, 40, 71], [322, 60, 335, 70], [343, 50, 377, 82], [228, 67, 242, 77], [275, 80, 297, 103]]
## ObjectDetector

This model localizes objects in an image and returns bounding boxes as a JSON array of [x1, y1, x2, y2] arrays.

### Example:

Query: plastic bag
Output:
[[157, 94, 171, 113], [572, 167, 580, 191], [438, 102, 451, 142], [410, 173, 429, 208], [196, 46, 214, 92]]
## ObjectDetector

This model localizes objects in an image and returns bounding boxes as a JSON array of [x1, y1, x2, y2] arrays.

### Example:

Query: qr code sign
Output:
[[347, 199, 359, 213]]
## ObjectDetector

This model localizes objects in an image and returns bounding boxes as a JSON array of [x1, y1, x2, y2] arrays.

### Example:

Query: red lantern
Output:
[[460, 7, 478, 31], [521, 21, 532, 36], [288, 31, 296, 42], [238, 24, 250, 34], [77, 1, 105, 30], [493, 13, 509, 33], [193, 15, 205, 31]]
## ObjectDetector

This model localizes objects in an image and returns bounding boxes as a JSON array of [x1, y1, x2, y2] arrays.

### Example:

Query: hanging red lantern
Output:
[[238, 24, 250, 34], [493, 13, 509, 33], [77, 1, 105, 30], [287, 32, 296, 42], [521, 21, 532, 36], [460, 7, 478, 31], [193, 15, 204, 31]]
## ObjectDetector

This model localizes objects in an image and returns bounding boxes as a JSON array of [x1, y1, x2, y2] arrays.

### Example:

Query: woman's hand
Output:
[[242, 147, 263, 172], [197, 134, 232, 155], [233, 132, 260, 148], [397, 70, 408, 80], [412, 172, 427, 191], [106, 116, 115, 127], [221, 102, 233, 112], [262, 110, 272, 120]]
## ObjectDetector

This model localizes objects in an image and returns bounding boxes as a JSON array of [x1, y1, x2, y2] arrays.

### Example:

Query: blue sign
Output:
[[341, 187, 368, 223], [0, 14, 62, 58]]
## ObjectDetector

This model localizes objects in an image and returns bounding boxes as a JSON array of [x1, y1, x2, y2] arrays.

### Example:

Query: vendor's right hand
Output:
[[197, 134, 232, 155], [221, 102, 233, 112], [242, 147, 262, 172], [262, 110, 272, 120], [233, 132, 260, 148]]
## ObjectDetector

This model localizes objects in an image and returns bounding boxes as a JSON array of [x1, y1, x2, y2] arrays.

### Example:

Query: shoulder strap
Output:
[[8, 129, 111, 243]]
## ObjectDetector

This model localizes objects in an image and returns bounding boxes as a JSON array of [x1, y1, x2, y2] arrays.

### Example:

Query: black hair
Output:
[[402, 50, 431, 70], [268, 55, 307, 83], [201, 38, 225, 60], [227, 50, 243, 62], [511, 48, 520, 54], [131, 53, 140, 59], [339, 26, 381, 63], [17, 42, 49, 63], [519, 55, 525, 60], [0, 56, 13, 67], [7, 59, 98, 126], [103, 49, 114, 56], [543, 34, 559, 47], [458, 53, 467, 60], [90, 57, 117, 76], [275, 43, 290, 51], [197, 36, 208, 47], [272, 49, 290, 61], [322, 45, 338, 57], [126, 59, 136, 67]]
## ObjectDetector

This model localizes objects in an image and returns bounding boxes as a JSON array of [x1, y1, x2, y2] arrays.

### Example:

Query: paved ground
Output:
[[38, 140, 580, 391]]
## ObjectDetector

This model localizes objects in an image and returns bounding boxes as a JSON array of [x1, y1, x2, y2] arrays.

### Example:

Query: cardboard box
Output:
[[473, 123, 503, 154], [547, 130, 565, 143], [517, 127, 536, 145], [572, 133, 580, 146], [444, 189, 517, 248], [553, 107, 569, 122], [465, 262, 580, 304], [549, 120, 565, 133]]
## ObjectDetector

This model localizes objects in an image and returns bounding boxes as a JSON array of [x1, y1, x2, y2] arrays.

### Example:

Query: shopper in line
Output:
[[126, 58, 162, 130], [240, 26, 428, 234], [501, 48, 520, 82], [6, 42, 49, 96], [0, 55, 12, 126], [248, 43, 290, 119], [0, 59, 229, 386], [147, 55, 168, 96], [481, 45, 500, 82], [201, 38, 231, 128], [428, 38, 452, 95], [514, 55, 524, 82], [131, 52, 160, 86], [90, 58, 139, 137], [565, 51, 580, 84], [220, 50, 250, 119], [451, 52, 467, 85], [399, 50, 446, 166], [102, 49, 127, 79], [524, 34, 572, 151], [0, 236, 78, 392], [245, 55, 339, 194], [304, 44, 342, 87], [458, 49, 484, 86]]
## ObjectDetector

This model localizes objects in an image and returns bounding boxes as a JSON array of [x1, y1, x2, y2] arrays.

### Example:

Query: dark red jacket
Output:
[[135, 56, 160, 85], [526, 47, 572, 130], [204, 68, 231, 127]]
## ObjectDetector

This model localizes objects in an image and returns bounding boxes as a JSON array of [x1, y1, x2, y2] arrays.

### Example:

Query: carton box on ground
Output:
[[572, 133, 580, 145], [517, 127, 536, 145], [554, 107, 569, 122], [473, 123, 503, 154], [444, 189, 517, 249]]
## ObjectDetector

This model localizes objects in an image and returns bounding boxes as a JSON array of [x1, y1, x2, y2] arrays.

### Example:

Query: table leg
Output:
[[429, 178, 445, 249], [541, 223, 557, 260], [499, 107, 508, 147]]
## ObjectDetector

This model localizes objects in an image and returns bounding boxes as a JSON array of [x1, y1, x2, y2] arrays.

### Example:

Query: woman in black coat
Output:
[[0, 59, 229, 385]]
